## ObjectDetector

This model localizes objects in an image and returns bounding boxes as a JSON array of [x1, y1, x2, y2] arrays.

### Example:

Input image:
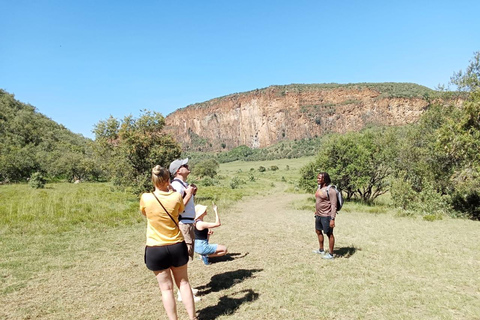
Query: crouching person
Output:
[[194, 203, 227, 265]]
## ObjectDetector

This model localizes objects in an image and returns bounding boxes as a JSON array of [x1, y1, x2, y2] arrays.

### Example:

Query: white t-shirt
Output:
[[171, 178, 195, 224]]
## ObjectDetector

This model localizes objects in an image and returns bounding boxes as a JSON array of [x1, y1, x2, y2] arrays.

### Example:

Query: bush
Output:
[[258, 166, 266, 172], [270, 165, 279, 171], [451, 191, 480, 220], [230, 176, 246, 189], [197, 177, 216, 187], [194, 159, 220, 178], [390, 178, 450, 217], [28, 172, 46, 189]]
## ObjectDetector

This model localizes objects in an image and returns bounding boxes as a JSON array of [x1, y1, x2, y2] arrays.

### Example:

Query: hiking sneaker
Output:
[[177, 292, 201, 302], [201, 255, 210, 265], [322, 253, 334, 259], [312, 249, 326, 255]]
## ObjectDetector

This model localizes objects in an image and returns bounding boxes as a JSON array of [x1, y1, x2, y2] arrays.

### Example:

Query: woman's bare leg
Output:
[[154, 269, 177, 320], [207, 244, 227, 258], [170, 264, 197, 320]]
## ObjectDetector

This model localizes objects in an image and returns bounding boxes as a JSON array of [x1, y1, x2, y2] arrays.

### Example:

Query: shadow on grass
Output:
[[197, 268, 263, 295], [197, 289, 260, 320], [334, 246, 360, 258], [209, 252, 249, 264]]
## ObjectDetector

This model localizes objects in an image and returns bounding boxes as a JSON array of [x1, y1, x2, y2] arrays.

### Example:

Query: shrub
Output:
[[390, 178, 450, 217], [197, 177, 215, 187], [194, 159, 220, 178], [230, 176, 246, 189], [258, 166, 266, 172], [28, 172, 46, 189], [270, 165, 279, 171]]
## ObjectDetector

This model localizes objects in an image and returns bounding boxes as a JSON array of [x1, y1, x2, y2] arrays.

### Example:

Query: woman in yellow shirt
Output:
[[140, 165, 197, 320]]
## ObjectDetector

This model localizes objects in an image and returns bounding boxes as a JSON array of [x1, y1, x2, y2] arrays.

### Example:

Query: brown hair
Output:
[[152, 165, 170, 189]]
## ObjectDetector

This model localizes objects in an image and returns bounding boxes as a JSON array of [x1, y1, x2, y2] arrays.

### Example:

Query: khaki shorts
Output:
[[179, 223, 195, 260]]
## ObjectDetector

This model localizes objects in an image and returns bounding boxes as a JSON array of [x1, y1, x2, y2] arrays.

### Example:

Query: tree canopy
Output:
[[93, 110, 181, 194], [0, 89, 97, 182]]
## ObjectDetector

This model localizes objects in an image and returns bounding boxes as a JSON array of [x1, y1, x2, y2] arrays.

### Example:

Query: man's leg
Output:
[[327, 232, 335, 255], [316, 229, 324, 251], [315, 216, 325, 251], [179, 223, 194, 260]]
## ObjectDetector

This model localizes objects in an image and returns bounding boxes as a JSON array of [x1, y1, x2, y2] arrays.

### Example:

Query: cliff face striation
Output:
[[164, 83, 448, 151]]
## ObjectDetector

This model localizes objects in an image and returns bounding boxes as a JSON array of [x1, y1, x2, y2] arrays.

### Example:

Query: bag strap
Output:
[[325, 185, 331, 200], [151, 192, 179, 230], [172, 178, 188, 188]]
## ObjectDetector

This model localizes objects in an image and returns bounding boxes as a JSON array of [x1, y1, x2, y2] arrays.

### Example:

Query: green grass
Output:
[[1, 157, 479, 319], [0, 183, 140, 235]]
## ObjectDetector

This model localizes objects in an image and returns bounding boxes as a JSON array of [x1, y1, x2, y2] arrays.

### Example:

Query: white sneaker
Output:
[[322, 253, 334, 259], [192, 288, 199, 295], [177, 291, 201, 302]]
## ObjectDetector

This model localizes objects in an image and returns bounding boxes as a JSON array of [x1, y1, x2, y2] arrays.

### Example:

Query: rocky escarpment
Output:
[[164, 83, 452, 151]]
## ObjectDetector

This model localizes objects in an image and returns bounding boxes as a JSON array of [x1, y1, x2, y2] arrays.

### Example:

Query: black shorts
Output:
[[315, 216, 333, 235], [144, 241, 189, 271]]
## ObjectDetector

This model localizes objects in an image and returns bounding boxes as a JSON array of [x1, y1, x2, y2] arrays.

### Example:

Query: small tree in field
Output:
[[29, 172, 46, 189], [300, 128, 398, 202], [194, 159, 219, 178], [93, 110, 181, 194]]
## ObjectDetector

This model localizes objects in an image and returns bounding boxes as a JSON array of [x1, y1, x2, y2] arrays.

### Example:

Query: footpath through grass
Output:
[[1, 158, 479, 319]]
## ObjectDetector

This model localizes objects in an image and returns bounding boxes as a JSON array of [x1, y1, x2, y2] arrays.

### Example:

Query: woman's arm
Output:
[[139, 194, 147, 216], [196, 203, 221, 230]]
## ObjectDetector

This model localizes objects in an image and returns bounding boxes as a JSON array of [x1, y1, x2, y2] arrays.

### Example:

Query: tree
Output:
[[193, 159, 219, 178], [390, 51, 480, 219], [0, 89, 95, 182], [450, 51, 480, 92], [93, 110, 181, 194], [299, 128, 398, 202]]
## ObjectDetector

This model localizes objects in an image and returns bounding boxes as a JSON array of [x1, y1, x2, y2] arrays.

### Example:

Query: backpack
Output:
[[326, 185, 344, 211]]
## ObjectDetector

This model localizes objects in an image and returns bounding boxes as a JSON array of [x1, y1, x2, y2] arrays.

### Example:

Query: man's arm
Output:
[[183, 186, 194, 205]]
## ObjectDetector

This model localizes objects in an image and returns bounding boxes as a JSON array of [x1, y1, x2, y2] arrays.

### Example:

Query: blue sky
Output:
[[1, 1, 479, 139]]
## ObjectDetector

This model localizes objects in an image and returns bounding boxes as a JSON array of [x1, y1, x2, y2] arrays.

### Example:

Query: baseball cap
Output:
[[169, 158, 189, 176]]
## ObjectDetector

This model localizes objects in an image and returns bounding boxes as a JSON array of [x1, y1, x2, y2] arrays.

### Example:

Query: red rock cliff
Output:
[[164, 84, 449, 151]]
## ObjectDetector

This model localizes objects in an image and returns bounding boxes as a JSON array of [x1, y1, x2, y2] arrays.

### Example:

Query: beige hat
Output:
[[195, 204, 208, 220]]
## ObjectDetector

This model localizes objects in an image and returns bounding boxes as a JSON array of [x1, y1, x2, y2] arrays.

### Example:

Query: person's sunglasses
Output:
[[181, 164, 189, 169]]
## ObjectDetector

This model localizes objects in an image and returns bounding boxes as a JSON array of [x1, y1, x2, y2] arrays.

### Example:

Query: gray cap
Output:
[[169, 158, 188, 176]]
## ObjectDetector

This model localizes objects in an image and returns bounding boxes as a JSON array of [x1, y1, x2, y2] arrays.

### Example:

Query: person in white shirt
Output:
[[169, 158, 201, 302]]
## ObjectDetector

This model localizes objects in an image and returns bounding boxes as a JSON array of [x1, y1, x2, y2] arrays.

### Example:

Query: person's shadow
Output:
[[197, 268, 263, 295], [197, 289, 260, 320], [208, 252, 249, 264], [334, 246, 360, 258]]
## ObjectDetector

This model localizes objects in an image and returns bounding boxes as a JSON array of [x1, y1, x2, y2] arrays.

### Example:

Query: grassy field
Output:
[[1, 157, 479, 319]]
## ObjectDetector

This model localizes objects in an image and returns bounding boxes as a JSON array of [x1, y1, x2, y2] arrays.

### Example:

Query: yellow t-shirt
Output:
[[140, 190, 185, 246]]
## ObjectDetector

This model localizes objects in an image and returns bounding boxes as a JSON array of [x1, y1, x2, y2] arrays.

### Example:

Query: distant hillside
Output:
[[165, 83, 462, 151], [0, 89, 95, 182]]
